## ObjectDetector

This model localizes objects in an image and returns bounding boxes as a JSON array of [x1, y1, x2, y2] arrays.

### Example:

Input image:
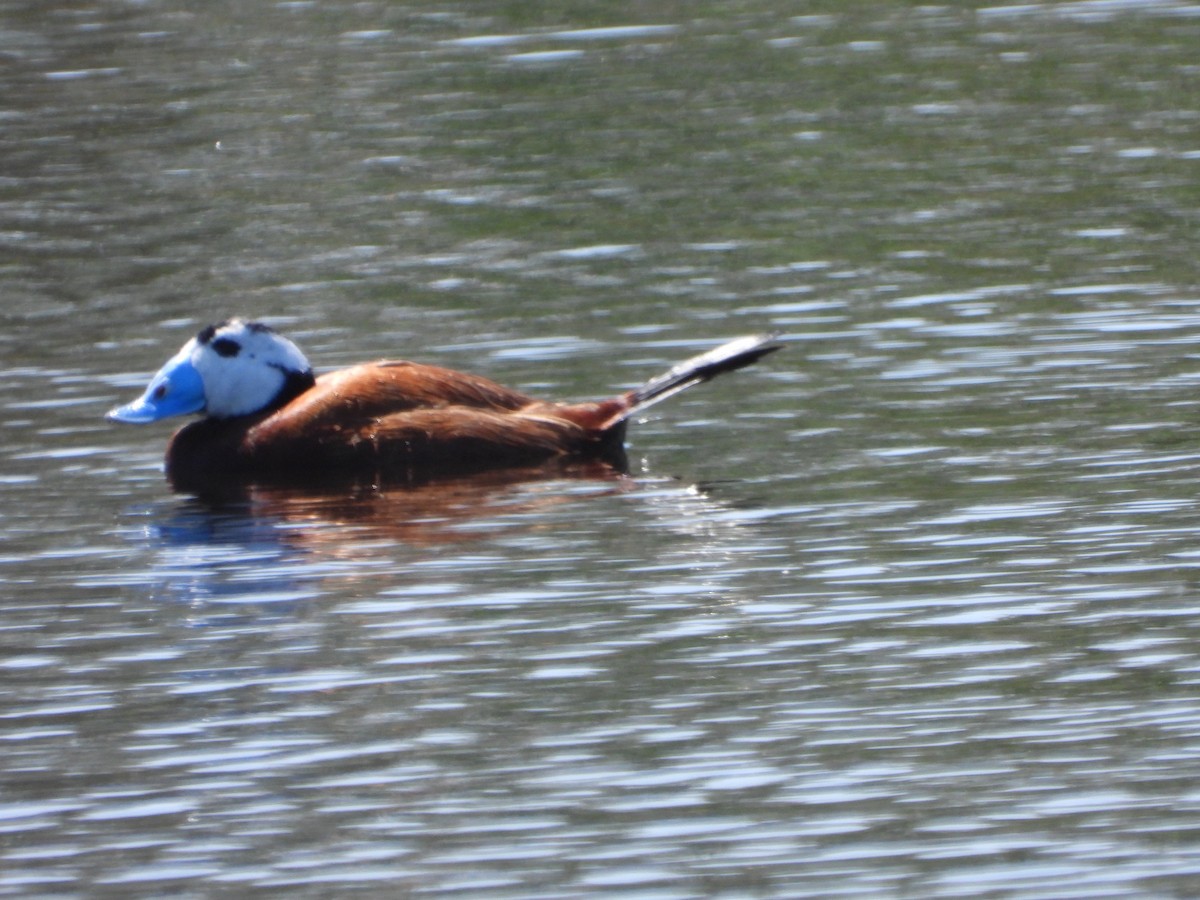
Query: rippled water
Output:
[[5, 1, 1200, 897]]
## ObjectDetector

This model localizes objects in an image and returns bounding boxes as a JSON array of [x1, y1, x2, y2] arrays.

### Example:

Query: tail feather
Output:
[[598, 334, 782, 430]]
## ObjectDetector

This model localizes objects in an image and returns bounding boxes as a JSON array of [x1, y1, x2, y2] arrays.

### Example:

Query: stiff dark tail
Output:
[[599, 334, 782, 430]]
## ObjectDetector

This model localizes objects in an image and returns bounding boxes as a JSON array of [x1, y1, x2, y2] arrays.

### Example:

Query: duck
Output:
[[107, 319, 781, 494]]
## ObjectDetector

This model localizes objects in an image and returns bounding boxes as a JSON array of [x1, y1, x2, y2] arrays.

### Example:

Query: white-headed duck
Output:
[[108, 319, 781, 493]]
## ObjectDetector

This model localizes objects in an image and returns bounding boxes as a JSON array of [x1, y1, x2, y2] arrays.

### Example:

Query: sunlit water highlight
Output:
[[3, 2, 1200, 897]]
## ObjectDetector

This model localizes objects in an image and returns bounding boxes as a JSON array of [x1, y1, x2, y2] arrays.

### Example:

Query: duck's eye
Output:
[[211, 338, 241, 358]]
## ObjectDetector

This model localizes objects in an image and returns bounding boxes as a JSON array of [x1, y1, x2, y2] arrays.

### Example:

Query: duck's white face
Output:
[[107, 319, 314, 423]]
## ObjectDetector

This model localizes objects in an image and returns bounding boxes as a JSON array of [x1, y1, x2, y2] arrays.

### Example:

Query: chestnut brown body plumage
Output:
[[166, 361, 632, 489], [108, 321, 781, 494]]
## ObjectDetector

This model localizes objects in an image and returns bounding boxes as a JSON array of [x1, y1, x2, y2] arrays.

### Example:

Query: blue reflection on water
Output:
[[125, 498, 318, 613]]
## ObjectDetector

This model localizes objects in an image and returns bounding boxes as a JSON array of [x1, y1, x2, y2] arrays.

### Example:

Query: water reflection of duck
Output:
[[108, 319, 780, 496], [224, 462, 633, 547]]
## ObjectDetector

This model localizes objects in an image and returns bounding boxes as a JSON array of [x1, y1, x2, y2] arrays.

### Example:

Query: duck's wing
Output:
[[240, 363, 591, 470], [364, 407, 589, 467]]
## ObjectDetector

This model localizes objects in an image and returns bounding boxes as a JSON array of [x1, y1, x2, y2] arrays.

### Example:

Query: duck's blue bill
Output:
[[107, 350, 205, 424]]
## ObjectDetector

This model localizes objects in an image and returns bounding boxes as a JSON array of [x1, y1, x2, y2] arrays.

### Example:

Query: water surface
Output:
[[4, 2, 1200, 896]]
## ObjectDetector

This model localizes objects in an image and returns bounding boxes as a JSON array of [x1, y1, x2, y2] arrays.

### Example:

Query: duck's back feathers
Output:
[[285, 361, 535, 425]]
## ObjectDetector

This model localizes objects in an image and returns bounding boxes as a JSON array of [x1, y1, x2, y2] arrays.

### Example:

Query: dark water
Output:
[[4, 1, 1200, 896]]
